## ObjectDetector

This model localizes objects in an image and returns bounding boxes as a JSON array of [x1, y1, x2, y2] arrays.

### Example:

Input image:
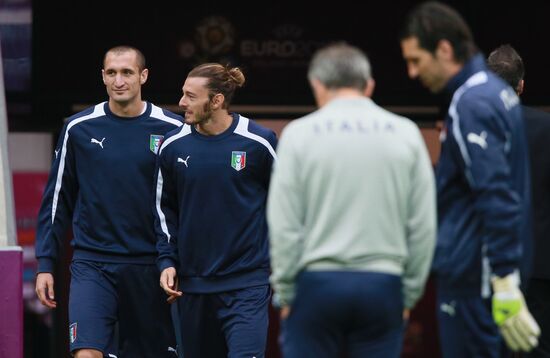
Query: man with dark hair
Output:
[[35, 46, 182, 358], [488, 44, 550, 358], [400, 2, 539, 356], [487, 45, 525, 93]]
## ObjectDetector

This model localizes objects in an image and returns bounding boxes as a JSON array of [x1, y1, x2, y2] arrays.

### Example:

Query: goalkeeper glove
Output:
[[492, 272, 540, 352]]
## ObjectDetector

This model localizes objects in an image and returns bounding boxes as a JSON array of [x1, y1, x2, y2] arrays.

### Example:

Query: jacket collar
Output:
[[444, 53, 487, 96]]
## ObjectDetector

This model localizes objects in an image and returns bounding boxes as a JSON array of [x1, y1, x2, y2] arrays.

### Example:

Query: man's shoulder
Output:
[[290, 109, 323, 127], [149, 103, 184, 127], [277, 113, 312, 139], [522, 106, 550, 133], [523, 105, 550, 121], [165, 124, 188, 139], [235, 115, 277, 146], [158, 125, 192, 155], [64, 103, 107, 130], [239, 115, 274, 134], [67, 103, 105, 121], [459, 79, 518, 115], [460, 70, 505, 95]]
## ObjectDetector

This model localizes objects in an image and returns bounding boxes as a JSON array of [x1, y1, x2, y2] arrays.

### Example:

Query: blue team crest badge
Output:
[[150, 135, 164, 154], [69, 323, 77, 343], [231, 151, 246, 171]]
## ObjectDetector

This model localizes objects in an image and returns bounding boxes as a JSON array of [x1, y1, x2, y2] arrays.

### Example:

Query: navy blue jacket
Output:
[[522, 105, 550, 280], [154, 113, 277, 293], [35, 102, 183, 272], [434, 54, 532, 295]]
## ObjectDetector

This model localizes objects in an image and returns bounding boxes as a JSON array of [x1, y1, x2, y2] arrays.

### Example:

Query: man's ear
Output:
[[435, 39, 455, 62], [310, 78, 328, 107], [517, 79, 524, 96], [211, 93, 225, 109], [364, 78, 376, 98], [140, 68, 149, 85]]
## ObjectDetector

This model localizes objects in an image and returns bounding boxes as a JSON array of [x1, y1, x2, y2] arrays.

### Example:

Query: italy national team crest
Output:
[[231, 151, 246, 171], [69, 323, 77, 343], [150, 135, 164, 154]]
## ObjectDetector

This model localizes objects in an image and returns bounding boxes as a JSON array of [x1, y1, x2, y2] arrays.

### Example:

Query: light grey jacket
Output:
[[267, 96, 436, 309]]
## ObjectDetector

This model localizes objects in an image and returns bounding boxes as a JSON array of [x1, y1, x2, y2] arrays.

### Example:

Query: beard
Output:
[[186, 100, 214, 125], [196, 101, 214, 122]]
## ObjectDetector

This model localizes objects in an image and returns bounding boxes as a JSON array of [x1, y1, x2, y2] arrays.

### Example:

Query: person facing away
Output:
[[266, 42, 436, 358], [400, 2, 539, 356], [488, 44, 550, 358], [34, 45, 182, 358], [154, 63, 278, 358]]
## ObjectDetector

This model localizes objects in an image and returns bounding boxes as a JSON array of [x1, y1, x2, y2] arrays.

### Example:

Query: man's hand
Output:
[[35, 272, 57, 309], [280, 305, 291, 320], [492, 273, 540, 352], [160, 267, 182, 304], [403, 308, 411, 321]]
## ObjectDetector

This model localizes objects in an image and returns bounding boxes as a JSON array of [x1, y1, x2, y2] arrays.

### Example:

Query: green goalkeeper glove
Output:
[[492, 272, 540, 352]]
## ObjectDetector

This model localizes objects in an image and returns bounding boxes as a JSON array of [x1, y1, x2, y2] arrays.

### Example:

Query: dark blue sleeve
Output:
[[35, 123, 79, 273], [454, 98, 521, 277], [263, 129, 278, 189], [153, 148, 180, 272]]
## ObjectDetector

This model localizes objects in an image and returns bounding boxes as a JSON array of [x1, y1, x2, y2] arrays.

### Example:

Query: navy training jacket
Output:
[[433, 54, 532, 295], [35, 102, 183, 272], [154, 113, 278, 293]]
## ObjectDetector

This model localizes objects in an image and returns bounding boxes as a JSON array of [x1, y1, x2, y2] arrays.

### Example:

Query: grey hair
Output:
[[307, 42, 371, 91]]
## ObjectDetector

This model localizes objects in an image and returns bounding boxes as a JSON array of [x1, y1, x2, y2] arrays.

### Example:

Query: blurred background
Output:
[[2, 0, 550, 356]]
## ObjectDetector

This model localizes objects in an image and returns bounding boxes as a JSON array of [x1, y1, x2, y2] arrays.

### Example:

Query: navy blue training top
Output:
[[35, 102, 183, 272], [154, 113, 277, 293]]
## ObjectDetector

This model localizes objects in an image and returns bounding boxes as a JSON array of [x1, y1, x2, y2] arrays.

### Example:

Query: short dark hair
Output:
[[400, 1, 477, 63], [487, 44, 524, 90], [104, 45, 146, 71]]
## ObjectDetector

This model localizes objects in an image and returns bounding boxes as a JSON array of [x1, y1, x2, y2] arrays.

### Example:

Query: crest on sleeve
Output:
[[231, 151, 246, 171], [69, 322, 77, 343], [150, 135, 165, 154]]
